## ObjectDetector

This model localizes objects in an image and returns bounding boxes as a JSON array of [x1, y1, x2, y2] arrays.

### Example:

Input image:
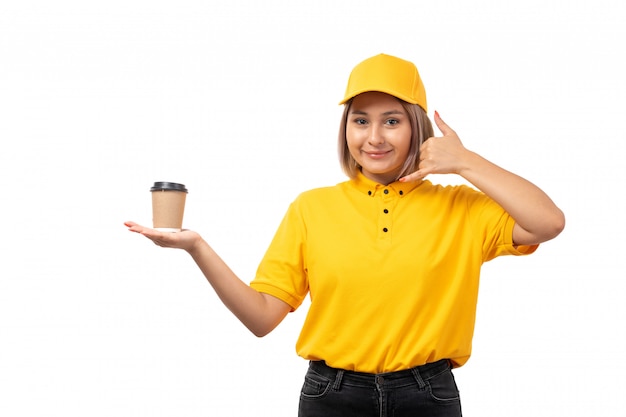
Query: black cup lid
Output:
[[150, 182, 188, 192]]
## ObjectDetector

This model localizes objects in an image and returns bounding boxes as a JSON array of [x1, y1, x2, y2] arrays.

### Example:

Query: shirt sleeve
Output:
[[467, 188, 539, 261], [497, 214, 539, 257], [250, 196, 309, 311]]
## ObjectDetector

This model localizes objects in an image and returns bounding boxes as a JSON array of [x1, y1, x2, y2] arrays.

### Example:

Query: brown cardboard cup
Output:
[[150, 182, 188, 232]]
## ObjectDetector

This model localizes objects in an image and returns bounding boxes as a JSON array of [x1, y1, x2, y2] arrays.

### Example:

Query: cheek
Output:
[[345, 129, 361, 153], [346, 143, 361, 162], [397, 131, 413, 157]]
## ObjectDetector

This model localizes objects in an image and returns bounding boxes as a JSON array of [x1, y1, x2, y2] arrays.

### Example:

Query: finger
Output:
[[434, 110, 455, 136], [125, 221, 156, 236], [399, 170, 426, 183], [124, 221, 144, 233], [139, 227, 164, 239]]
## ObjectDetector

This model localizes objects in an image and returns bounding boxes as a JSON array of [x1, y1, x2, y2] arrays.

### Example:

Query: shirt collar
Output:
[[350, 171, 422, 197]]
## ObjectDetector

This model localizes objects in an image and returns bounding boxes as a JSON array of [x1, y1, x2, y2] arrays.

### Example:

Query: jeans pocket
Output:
[[426, 369, 461, 403], [300, 370, 333, 399]]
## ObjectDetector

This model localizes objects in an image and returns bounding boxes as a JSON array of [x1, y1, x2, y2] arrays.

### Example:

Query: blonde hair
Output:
[[338, 97, 434, 180]]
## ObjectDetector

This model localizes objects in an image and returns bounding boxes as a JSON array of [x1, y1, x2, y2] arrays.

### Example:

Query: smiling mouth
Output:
[[364, 150, 391, 159]]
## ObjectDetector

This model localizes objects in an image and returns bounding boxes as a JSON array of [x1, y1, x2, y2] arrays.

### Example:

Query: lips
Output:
[[363, 150, 392, 159]]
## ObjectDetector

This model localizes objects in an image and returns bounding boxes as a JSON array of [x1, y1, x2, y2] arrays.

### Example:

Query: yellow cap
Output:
[[339, 53, 427, 112]]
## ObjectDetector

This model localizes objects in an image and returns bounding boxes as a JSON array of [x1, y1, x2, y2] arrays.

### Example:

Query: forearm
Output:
[[399, 112, 565, 245], [187, 238, 288, 337], [459, 151, 565, 244]]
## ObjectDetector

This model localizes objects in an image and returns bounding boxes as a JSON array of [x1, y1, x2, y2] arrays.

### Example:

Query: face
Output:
[[346, 92, 412, 185]]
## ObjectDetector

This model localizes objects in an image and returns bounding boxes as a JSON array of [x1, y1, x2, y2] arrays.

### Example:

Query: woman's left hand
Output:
[[400, 111, 469, 182], [400, 112, 564, 245]]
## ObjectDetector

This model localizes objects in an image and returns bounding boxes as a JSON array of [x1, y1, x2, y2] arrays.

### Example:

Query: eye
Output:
[[353, 118, 368, 125], [386, 118, 399, 126]]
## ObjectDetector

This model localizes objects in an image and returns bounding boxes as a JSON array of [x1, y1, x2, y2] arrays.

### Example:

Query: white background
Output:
[[1, 1, 624, 416]]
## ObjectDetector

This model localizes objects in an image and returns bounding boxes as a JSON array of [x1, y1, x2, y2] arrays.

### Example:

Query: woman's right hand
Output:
[[124, 221, 291, 336], [124, 221, 202, 253]]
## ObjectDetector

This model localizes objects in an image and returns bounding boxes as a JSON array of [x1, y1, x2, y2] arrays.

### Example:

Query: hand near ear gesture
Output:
[[400, 111, 469, 182], [400, 111, 564, 246]]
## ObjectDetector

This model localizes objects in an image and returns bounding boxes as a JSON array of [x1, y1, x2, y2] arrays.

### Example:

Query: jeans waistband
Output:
[[308, 359, 451, 389]]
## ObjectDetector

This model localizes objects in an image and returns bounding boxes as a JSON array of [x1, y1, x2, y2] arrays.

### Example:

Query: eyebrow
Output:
[[349, 109, 405, 116]]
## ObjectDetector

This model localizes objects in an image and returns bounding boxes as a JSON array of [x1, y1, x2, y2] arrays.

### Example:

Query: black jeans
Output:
[[298, 359, 462, 417]]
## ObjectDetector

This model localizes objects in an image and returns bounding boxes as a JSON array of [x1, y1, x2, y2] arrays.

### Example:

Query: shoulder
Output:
[[284, 181, 353, 218], [295, 180, 351, 201], [417, 180, 482, 200], [414, 181, 502, 218]]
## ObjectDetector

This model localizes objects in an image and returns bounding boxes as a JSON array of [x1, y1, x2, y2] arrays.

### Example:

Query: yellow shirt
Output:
[[251, 173, 537, 373]]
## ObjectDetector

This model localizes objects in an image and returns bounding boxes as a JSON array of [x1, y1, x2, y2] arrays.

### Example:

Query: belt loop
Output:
[[410, 367, 426, 389], [332, 369, 345, 391]]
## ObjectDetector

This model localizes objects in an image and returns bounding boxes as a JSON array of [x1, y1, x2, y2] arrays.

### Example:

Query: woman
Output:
[[125, 53, 565, 416]]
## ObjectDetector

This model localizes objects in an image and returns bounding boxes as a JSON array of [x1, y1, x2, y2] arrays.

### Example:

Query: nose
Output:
[[368, 124, 385, 145]]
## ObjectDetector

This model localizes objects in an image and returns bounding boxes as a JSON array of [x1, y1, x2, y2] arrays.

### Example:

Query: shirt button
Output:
[[399, 190, 404, 195], [383, 228, 388, 233], [383, 209, 388, 214], [368, 191, 372, 196], [384, 189, 389, 194]]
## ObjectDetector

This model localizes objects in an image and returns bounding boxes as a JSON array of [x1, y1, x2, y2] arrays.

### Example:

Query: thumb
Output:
[[434, 110, 455, 136]]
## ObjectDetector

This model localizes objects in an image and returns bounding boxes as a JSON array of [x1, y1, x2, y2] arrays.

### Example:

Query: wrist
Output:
[[456, 149, 480, 177], [185, 233, 206, 257]]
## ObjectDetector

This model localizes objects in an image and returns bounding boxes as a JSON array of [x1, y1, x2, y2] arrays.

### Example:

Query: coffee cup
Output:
[[150, 182, 188, 232]]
